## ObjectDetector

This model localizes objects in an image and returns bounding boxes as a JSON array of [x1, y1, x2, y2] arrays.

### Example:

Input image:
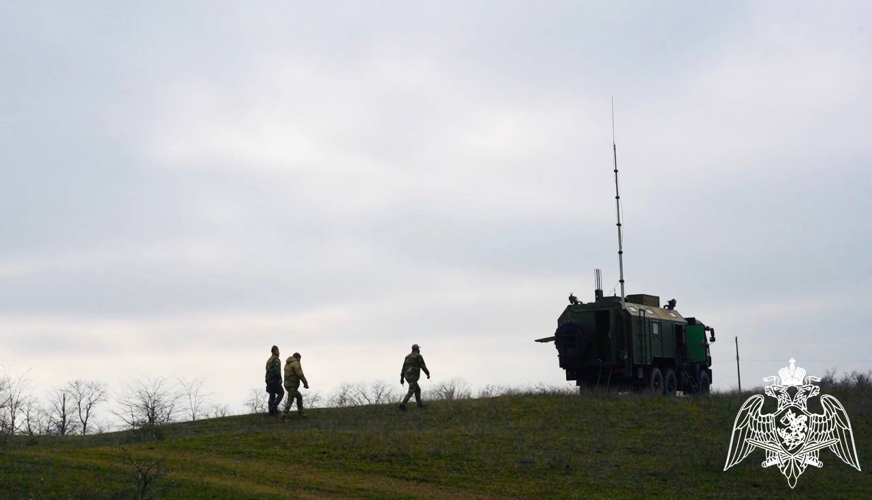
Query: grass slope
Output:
[[1, 390, 870, 499]]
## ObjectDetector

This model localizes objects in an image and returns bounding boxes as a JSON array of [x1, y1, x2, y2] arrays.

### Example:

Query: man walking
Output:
[[281, 352, 309, 420], [399, 344, 430, 411], [265, 345, 284, 416]]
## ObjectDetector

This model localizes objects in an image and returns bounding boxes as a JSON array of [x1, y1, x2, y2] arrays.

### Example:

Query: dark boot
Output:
[[398, 404, 407, 411]]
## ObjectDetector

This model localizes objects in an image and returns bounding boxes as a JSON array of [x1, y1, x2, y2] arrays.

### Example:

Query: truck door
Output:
[[651, 320, 663, 358]]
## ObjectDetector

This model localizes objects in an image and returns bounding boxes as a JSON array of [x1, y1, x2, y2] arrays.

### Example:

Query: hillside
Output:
[[1, 390, 869, 499]]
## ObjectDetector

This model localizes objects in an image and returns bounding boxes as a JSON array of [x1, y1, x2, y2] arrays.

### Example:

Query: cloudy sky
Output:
[[2, 1, 871, 415]]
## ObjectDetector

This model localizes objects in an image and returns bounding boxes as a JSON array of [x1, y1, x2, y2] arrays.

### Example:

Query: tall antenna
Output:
[[611, 98, 626, 306]]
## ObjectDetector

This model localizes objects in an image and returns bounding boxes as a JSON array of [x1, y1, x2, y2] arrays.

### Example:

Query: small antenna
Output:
[[611, 98, 626, 306], [594, 268, 603, 301]]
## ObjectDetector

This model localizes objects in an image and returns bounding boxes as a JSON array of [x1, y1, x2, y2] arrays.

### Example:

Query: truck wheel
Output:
[[698, 371, 711, 395], [648, 368, 664, 395], [664, 369, 678, 396]]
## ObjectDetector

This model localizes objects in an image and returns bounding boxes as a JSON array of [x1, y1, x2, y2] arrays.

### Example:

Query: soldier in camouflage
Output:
[[265, 345, 284, 416], [399, 344, 430, 410], [281, 352, 309, 419]]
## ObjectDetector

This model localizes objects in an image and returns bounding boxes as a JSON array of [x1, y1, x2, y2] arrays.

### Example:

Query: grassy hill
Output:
[[1, 389, 869, 499]]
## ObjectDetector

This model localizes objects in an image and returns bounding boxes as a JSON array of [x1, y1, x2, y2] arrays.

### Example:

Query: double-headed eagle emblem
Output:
[[724, 359, 861, 488]]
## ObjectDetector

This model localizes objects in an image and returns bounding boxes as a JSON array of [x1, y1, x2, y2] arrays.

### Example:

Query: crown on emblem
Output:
[[778, 358, 806, 386]]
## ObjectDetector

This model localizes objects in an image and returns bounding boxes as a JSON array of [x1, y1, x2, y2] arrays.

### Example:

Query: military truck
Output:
[[536, 282, 715, 395], [536, 107, 715, 394]]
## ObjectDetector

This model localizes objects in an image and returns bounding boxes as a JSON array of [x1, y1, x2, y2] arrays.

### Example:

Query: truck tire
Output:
[[698, 371, 711, 395], [648, 367, 664, 395], [664, 369, 678, 396]]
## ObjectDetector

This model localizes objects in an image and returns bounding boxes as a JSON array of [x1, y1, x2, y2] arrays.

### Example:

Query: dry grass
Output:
[[1, 379, 869, 499]]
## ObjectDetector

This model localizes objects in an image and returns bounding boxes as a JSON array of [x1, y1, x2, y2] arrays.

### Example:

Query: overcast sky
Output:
[[2, 1, 871, 416]]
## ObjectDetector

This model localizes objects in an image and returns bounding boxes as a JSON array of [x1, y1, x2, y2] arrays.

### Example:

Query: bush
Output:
[[431, 378, 472, 401]]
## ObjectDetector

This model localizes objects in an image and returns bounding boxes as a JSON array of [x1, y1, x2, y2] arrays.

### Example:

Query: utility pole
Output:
[[735, 336, 742, 393]]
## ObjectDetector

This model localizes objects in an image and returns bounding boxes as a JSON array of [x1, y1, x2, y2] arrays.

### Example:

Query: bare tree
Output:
[[68, 380, 108, 435], [46, 388, 80, 436], [177, 377, 212, 421], [0, 371, 7, 406], [22, 397, 47, 436], [243, 389, 268, 414], [0, 367, 33, 435], [0, 369, 9, 434], [114, 378, 183, 429]]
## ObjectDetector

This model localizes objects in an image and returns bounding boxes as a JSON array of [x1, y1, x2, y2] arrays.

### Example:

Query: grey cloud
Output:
[[2, 2, 871, 410]]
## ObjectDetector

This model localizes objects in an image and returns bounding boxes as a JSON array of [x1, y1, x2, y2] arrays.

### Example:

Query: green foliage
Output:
[[0, 390, 868, 499]]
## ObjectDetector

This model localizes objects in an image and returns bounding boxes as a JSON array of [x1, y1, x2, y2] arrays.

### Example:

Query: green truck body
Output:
[[541, 292, 715, 395]]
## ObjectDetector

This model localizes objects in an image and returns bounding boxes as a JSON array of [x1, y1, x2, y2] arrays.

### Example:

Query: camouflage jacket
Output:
[[284, 357, 308, 388], [265, 355, 282, 383], [401, 352, 429, 380]]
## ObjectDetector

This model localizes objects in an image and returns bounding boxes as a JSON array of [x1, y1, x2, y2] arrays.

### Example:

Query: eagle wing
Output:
[[724, 395, 775, 470], [809, 394, 861, 471]]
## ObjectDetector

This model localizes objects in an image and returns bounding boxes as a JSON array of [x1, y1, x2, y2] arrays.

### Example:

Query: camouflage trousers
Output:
[[283, 384, 304, 414], [402, 377, 422, 405], [266, 379, 284, 415]]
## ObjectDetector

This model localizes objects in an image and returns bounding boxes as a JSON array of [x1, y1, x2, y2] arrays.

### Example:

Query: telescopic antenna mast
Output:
[[611, 98, 626, 306]]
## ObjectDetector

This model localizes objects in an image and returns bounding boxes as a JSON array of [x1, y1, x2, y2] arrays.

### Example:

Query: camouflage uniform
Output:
[[283, 356, 309, 415], [265, 354, 284, 415], [401, 350, 430, 407]]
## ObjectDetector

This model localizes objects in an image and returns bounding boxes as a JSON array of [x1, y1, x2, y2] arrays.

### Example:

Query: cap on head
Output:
[[271, 345, 279, 353], [411, 344, 420, 351], [293, 352, 301, 359]]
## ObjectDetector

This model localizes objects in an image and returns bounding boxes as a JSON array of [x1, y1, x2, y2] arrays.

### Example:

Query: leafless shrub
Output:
[[354, 381, 399, 405], [528, 383, 578, 396], [477, 384, 525, 398], [318, 380, 583, 408], [817, 369, 872, 391], [243, 389, 268, 414], [476, 383, 576, 399], [820, 368, 838, 387], [68, 380, 108, 435], [431, 378, 472, 401], [177, 377, 213, 421], [306, 391, 324, 409], [120, 448, 174, 500], [476, 384, 501, 399], [207, 403, 230, 418], [93, 419, 113, 434], [114, 378, 183, 429], [328, 383, 362, 408], [845, 370, 872, 388], [327, 381, 399, 407]]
